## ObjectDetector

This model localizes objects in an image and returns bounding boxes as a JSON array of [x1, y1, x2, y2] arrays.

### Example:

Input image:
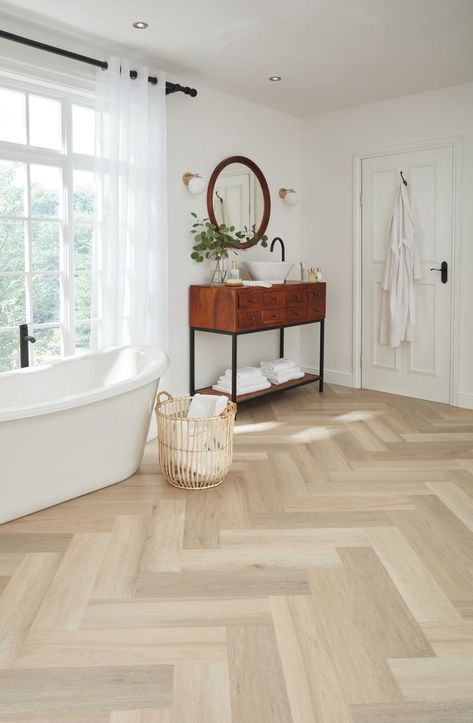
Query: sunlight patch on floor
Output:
[[290, 426, 336, 443], [234, 421, 282, 435], [336, 410, 379, 422]]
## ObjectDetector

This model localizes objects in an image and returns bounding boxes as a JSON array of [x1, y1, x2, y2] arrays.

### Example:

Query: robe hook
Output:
[[400, 171, 408, 187]]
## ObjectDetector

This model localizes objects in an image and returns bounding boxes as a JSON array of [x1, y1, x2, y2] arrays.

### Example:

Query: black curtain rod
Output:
[[0, 28, 197, 97]]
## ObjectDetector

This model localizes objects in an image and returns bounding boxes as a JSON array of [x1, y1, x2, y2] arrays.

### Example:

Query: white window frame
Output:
[[0, 74, 96, 365]]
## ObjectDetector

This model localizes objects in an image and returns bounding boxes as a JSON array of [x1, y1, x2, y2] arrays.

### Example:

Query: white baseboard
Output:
[[302, 366, 354, 387], [457, 392, 473, 410]]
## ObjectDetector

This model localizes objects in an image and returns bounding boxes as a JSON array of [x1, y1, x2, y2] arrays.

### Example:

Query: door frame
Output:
[[352, 136, 462, 405]]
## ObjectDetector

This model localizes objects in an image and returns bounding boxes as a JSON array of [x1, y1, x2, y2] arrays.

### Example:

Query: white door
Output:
[[361, 145, 454, 403]]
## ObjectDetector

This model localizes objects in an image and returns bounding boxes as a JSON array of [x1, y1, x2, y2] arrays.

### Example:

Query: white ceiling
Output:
[[0, 0, 472, 117]]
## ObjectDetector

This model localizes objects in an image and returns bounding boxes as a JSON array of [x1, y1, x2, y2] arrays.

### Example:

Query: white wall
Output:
[[300, 82, 473, 406], [166, 85, 302, 395]]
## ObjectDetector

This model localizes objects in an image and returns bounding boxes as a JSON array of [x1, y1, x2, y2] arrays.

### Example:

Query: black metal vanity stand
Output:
[[189, 318, 325, 404]]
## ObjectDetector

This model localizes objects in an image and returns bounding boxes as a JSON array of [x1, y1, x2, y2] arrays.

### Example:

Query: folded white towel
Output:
[[223, 366, 264, 379], [187, 393, 228, 419], [212, 380, 271, 395], [261, 358, 297, 372], [217, 375, 266, 389], [266, 365, 301, 378], [267, 370, 305, 385], [242, 280, 273, 288]]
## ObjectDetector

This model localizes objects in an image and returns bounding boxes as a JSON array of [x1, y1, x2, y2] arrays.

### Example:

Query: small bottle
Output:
[[308, 267, 316, 283], [230, 260, 240, 280], [316, 266, 322, 282]]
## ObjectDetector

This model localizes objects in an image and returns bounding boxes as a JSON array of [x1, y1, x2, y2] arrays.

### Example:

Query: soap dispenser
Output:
[[229, 260, 240, 280]]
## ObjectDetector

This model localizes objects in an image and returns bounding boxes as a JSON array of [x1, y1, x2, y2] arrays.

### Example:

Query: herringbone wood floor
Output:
[[1, 384, 473, 722]]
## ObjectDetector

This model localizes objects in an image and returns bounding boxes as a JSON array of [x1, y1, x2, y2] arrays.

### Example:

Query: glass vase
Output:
[[211, 258, 227, 285]]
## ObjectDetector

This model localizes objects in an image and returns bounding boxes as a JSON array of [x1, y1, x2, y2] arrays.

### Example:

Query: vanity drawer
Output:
[[307, 304, 325, 319], [238, 291, 263, 309], [287, 304, 307, 322], [287, 288, 307, 305], [262, 307, 286, 325], [307, 285, 326, 318], [237, 309, 262, 329], [308, 285, 325, 304], [263, 290, 286, 308]]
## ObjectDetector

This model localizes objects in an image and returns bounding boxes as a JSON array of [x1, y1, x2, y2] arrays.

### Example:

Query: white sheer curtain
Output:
[[92, 58, 167, 350]]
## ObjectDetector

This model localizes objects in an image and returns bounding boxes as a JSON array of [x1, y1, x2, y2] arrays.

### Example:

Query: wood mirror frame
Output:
[[206, 155, 271, 249]]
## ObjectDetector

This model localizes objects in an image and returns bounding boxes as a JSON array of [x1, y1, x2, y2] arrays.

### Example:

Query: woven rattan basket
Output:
[[155, 391, 237, 489]]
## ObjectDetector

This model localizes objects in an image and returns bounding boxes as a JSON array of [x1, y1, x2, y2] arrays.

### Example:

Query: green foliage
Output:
[[189, 212, 268, 263], [31, 183, 59, 217], [31, 221, 60, 271], [0, 162, 94, 372], [74, 224, 93, 271], [0, 161, 24, 217], [32, 276, 60, 324], [0, 276, 25, 326]]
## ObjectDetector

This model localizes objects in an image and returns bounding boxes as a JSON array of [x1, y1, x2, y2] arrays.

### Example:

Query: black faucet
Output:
[[19, 323, 36, 368], [270, 237, 285, 262]]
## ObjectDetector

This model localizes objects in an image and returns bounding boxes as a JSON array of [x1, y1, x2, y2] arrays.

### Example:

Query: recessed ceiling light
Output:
[[269, 76, 282, 82], [132, 21, 148, 29]]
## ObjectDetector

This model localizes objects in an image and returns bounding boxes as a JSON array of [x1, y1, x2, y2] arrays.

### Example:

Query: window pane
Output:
[[73, 170, 94, 219], [32, 326, 60, 365], [31, 221, 60, 272], [30, 165, 62, 218], [0, 160, 26, 216], [72, 105, 95, 155], [0, 220, 25, 272], [32, 275, 60, 324], [74, 271, 91, 321], [0, 329, 20, 372], [0, 87, 26, 144], [74, 223, 93, 271], [0, 276, 25, 326], [75, 322, 91, 351], [29, 95, 62, 151]]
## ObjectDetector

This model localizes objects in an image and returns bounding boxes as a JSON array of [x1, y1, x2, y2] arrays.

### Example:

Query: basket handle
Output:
[[156, 390, 174, 411], [221, 401, 237, 417]]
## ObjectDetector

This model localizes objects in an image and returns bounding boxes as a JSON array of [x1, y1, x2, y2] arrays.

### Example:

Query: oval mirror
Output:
[[207, 156, 271, 249]]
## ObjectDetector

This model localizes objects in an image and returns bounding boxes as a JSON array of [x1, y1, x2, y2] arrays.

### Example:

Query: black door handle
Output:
[[430, 261, 448, 284]]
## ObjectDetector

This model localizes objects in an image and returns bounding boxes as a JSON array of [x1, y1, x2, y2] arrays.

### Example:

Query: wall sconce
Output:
[[279, 188, 299, 206], [183, 172, 206, 195]]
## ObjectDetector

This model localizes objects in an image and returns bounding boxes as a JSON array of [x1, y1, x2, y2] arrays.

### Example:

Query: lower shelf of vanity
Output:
[[196, 372, 320, 403]]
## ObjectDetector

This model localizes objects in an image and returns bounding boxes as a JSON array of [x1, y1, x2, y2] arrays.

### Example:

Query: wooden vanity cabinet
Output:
[[189, 281, 326, 333]]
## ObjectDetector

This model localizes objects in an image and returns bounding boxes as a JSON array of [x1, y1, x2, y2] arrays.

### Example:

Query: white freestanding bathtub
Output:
[[0, 346, 169, 524]]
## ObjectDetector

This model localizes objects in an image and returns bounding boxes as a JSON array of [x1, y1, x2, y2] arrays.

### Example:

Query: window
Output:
[[0, 82, 96, 371]]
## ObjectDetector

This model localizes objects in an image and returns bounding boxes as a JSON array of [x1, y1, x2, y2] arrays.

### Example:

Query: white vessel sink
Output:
[[243, 261, 294, 283]]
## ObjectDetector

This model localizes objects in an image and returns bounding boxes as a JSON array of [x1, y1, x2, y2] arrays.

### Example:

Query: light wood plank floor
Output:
[[1, 384, 473, 721]]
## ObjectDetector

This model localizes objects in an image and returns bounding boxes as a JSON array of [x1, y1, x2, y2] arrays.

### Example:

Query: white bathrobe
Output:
[[380, 183, 421, 347]]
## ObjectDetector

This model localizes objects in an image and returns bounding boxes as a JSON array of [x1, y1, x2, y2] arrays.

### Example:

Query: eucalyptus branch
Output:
[[189, 213, 268, 263]]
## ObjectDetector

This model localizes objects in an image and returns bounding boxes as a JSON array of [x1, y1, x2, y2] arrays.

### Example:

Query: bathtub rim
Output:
[[0, 345, 169, 423]]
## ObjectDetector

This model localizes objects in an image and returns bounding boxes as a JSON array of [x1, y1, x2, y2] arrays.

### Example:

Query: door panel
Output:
[[361, 146, 453, 403]]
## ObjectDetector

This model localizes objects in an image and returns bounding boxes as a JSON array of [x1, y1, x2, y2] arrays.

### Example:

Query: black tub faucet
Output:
[[19, 323, 36, 368], [270, 237, 285, 262]]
